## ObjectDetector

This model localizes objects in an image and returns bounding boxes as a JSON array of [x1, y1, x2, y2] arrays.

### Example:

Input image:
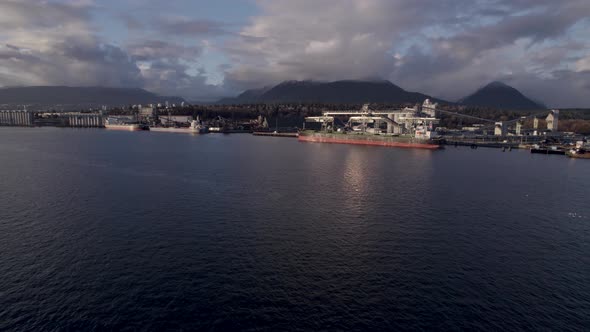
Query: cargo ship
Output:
[[300, 100, 443, 149], [149, 120, 208, 134], [298, 131, 441, 149], [104, 118, 143, 131]]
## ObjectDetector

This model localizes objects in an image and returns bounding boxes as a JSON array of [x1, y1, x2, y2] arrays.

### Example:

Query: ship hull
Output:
[[566, 151, 590, 159], [149, 127, 207, 134], [105, 124, 141, 131], [298, 132, 441, 149]]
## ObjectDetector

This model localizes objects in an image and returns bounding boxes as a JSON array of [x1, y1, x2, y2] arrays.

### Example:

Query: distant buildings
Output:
[[0, 111, 34, 126], [546, 110, 559, 131]]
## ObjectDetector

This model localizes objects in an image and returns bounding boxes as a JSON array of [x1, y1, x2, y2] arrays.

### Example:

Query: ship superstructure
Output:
[[299, 99, 442, 149]]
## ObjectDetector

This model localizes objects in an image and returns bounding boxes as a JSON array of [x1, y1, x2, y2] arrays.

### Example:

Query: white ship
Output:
[[104, 118, 142, 131], [149, 120, 209, 134]]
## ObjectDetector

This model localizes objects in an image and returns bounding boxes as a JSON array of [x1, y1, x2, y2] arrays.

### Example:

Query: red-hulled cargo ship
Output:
[[300, 99, 443, 149], [298, 131, 442, 149]]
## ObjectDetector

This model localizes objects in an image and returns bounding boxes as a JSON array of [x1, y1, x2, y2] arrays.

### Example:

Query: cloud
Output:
[[156, 16, 228, 36], [127, 40, 203, 61], [224, 0, 590, 107], [139, 60, 227, 100], [576, 56, 590, 72], [0, 0, 141, 87], [0, 0, 588, 106], [0, 0, 92, 30], [0, 1, 226, 101]]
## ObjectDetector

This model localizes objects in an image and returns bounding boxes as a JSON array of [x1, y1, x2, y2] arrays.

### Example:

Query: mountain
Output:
[[458, 81, 545, 110], [0, 86, 184, 108], [216, 86, 271, 104], [218, 80, 444, 104]]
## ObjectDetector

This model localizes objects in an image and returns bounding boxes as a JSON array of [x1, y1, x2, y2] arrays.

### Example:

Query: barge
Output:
[[104, 118, 143, 131], [149, 120, 208, 134]]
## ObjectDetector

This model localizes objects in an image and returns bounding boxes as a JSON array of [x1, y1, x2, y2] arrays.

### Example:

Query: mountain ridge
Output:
[[0, 86, 184, 107], [458, 81, 545, 110], [217, 80, 445, 104]]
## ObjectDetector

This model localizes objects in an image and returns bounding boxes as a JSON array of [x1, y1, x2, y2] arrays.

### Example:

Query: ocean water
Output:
[[0, 127, 589, 331]]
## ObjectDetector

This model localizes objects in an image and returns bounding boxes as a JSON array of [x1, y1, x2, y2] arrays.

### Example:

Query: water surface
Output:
[[1, 127, 589, 330]]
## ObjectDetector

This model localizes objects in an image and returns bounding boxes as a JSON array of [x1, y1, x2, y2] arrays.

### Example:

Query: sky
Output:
[[0, 0, 589, 107]]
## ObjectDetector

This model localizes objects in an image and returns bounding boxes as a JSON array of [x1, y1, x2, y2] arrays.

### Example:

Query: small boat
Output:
[[566, 140, 590, 159], [566, 149, 590, 158], [566, 148, 590, 159], [530, 144, 566, 155]]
